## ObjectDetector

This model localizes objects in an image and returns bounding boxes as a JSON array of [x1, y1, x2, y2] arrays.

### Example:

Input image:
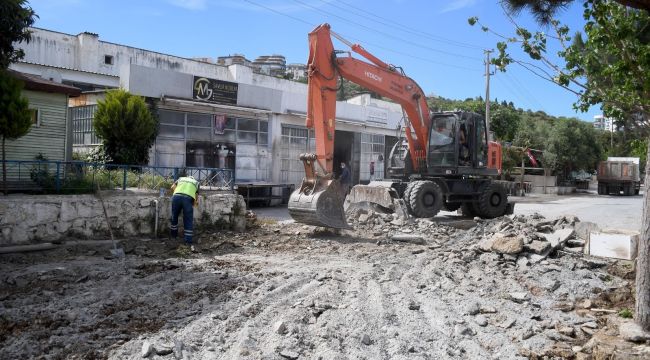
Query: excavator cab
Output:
[[426, 112, 492, 176], [388, 111, 494, 178]]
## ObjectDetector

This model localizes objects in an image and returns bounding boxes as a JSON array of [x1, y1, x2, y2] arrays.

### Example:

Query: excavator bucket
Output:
[[288, 180, 350, 229]]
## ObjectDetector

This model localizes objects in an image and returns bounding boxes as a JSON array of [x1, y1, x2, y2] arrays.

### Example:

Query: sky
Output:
[[27, 0, 600, 121]]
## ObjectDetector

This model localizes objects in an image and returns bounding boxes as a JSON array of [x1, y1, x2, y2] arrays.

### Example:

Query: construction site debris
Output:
[[0, 211, 640, 359]]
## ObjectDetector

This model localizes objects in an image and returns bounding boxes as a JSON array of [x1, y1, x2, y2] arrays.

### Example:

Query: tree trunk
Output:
[[636, 133, 650, 331], [2, 136, 6, 196]]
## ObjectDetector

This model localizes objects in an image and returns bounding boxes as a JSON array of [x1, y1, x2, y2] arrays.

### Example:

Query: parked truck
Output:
[[597, 157, 641, 196]]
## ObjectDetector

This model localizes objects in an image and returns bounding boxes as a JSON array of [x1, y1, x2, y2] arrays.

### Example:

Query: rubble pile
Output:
[[347, 207, 591, 262], [346, 206, 460, 242], [471, 214, 590, 262]]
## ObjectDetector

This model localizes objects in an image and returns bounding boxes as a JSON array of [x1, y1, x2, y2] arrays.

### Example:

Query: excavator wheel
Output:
[[408, 180, 443, 218], [477, 182, 508, 219], [402, 181, 417, 214]]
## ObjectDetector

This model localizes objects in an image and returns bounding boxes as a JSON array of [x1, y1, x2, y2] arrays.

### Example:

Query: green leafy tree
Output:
[[545, 118, 602, 177], [0, 0, 37, 69], [631, 138, 648, 171], [471, 0, 650, 330], [491, 106, 521, 142], [93, 89, 158, 165], [0, 70, 32, 193]]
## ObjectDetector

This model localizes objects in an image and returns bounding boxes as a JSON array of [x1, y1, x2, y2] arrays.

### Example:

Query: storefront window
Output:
[[153, 109, 269, 182], [159, 110, 185, 126], [159, 124, 184, 139], [187, 113, 211, 127]]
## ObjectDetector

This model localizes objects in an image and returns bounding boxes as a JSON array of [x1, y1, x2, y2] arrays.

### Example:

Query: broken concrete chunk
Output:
[[480, 306, 497, 314], [141, 341, 154, 358], [500, 318, 516, 329], [491, 233, 524, 254], [280, 350, 300, 359], [391, 234, 425, 245], [521, 326, 535, 340], [619, 322, 650, 343], [541, 228, 575, 249], [527, 240, 551, 254], [509, 292, 530, 303], [478, 236, 495, 252], [558, 325, 575, 337], [516, 257, 530, 268], [275, 321, 288, 335]]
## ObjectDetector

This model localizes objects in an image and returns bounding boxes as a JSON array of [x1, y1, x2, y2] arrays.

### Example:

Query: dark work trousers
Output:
[[170, 194, 194, 244]]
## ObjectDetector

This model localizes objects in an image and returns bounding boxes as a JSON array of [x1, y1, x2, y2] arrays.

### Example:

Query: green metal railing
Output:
[[0, 160, 234, 194]]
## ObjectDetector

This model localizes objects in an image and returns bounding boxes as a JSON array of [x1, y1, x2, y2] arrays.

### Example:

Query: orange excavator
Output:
[[288, 23, 509, 228]]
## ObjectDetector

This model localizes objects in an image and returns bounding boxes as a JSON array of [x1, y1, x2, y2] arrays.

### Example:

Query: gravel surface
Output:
[[0, 212, 636, 359]]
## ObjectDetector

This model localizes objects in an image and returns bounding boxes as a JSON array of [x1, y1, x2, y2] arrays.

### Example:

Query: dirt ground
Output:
[[0, 213, 643, 360]]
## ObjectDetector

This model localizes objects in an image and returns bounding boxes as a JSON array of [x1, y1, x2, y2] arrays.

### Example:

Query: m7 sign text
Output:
[[193, 76, 238, 105]]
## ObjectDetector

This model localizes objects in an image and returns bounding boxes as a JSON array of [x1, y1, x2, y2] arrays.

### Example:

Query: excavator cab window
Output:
[[458, 120, 471, 167], [474, 115, 488, 167], [428, 115, 457, 167], [475, 113, 488, 167]]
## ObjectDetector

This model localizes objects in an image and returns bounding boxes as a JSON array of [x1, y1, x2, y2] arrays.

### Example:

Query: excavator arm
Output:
[[306, 23, 430, 173], [288, 23, 431, 228]]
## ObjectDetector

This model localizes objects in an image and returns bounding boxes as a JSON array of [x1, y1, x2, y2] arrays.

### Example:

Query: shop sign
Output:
[[193, 76, 238, 105], [367, 109, 388, 124]]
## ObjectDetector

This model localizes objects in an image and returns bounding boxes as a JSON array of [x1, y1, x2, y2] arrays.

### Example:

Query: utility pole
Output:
[[484, 49, 494, 140]]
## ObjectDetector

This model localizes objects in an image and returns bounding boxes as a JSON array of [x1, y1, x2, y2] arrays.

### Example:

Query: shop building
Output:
[[11, 27, 406, 187]]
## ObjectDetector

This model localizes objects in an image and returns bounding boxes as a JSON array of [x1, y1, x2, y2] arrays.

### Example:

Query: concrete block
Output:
[[588, 229, 639, 260]]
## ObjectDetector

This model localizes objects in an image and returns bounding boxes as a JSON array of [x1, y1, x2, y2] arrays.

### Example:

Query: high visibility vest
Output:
[[173, 177, 199, 199]]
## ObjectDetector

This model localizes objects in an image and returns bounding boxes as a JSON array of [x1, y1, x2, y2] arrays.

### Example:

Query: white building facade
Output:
[[593, 115, 615, 132], [12, 28, 404, 186]]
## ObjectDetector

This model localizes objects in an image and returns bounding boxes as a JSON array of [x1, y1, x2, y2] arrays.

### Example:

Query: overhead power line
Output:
[[290, 0, 483, 61], [325, 0, 484, 50], [241, 0, 481, 72]]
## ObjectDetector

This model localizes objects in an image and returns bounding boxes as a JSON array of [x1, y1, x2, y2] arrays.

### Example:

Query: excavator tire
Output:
[[477, 182, 508, 219], [408, 180, 443, 218], [402, 181, 417, 214], [443, 201, 462, 212]]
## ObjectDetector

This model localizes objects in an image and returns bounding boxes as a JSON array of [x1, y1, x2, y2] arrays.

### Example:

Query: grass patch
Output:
[[619, 308, 634, 319], [175, 245, 192, 258]]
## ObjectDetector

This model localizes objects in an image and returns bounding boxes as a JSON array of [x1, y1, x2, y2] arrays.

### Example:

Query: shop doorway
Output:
[[334, 130, 354, 179]]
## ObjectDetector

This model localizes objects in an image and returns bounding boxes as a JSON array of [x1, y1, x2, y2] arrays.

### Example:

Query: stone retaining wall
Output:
[[0, 191, 247, 245]]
